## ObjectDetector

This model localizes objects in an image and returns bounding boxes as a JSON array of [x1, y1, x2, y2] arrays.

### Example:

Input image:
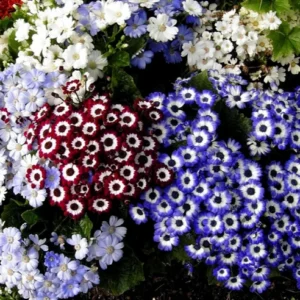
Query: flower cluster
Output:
[[0, 215, 126, 299], [130, 73, 300, 293], [0, 64, 67, 206], [184, 6, 299, 87], [22, 79, 172, 218]]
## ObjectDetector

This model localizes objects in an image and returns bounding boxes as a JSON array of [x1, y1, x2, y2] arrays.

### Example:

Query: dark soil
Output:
[[88, 262, 300, 300]]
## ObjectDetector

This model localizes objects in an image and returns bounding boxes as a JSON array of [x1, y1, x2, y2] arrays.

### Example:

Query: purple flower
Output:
[[124, 10, 147, 38], [45, 167, 60, 189], [131, 50, 154, 69]]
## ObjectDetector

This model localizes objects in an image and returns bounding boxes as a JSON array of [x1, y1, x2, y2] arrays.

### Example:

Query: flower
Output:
[[147, 14, 179, 42], [100, 216, 127, 241], [66, 234, 89, 260], [98, 236, 124, 269]]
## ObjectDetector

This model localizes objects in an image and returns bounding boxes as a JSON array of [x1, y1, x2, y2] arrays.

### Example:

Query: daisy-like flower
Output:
[[64, 199, 85, 220], [51, 254, 78, 281], [167, 214, 190, 235], [39, 136, 58, 159], [129, 204, 148, 224], [185, 238, 211, 260], [154, 231, 179, 251], [61, 163, 81, 183], [250, 280, 271, 293], [7, 134, 28, 161], [26, 165, 46, 189], [0, 227, 21, 252], [89, 197, 111, 214], [104, 1, 131, 26], [187, 129, 212, 150], [100, 131, 120, 152], [98, 236, 124, 269], [66, 234, 89, 260], [147, 14, 179, 42], [182, 0, 203, 16], [224, 275, 244, 290], [101, 216, 127, 241], [153, 163, 174, 187], [62, 43, 88, 70], [105, 176, 127, 199], [225, 85, 251, 109]]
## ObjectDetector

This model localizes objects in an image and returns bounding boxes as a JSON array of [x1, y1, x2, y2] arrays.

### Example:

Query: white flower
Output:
[[288, 57, 300, 75], [129, 0, 159, 8], [86, 50, 108, 80], [48, 16, 75, 43], [104, 1, 131, 26], [30, 25, 50, 57], [29, 234, 49, 251], [62, 43, 88, 70], [183, 0, 203, 16], [261, 11, 281, 30], [231, 26, 248, 46], [14, 20, 30, 42], [181, 41, 204, 66], [7, 134, 28, 161], [67, 234, 89, 260], [147, 14, 178, 42], [0, 186, 7, 205], [21, 186, 47, 207]]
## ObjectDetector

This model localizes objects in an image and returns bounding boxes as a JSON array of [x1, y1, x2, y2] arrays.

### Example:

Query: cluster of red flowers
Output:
[[25, 81, 174, 219], [0, 0, 22, 19]]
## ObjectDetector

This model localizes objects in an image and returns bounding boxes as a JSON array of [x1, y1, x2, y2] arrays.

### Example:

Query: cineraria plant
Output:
[[130, 70, 300, 293], [0, 215, 127, 299]]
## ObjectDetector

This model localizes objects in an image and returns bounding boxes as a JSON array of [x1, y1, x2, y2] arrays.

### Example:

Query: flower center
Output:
[[106, 246, 114, 254]]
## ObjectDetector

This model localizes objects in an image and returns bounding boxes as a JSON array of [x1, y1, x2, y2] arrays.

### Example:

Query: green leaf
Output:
[[111, 68, 141, 100], [126, 37, 146, 56], [79, 214, 93, 240], [11, 198, 29, 206], [206, 266, 219, 286], [290, 0, 300, 9], [109, 51, 130, 67], [7, 31, 22, 56], [99, 248, 144, 296], [189, 70, 215, 92], [268, 22, 300, 60], [1, 201, 25, 227], [21, 209, 39, 226], [242, 0, 290, 13]]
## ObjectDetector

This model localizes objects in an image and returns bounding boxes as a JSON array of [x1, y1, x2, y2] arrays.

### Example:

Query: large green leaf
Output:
[[99, 248, 144, 296], [189, 70, 215, 92], [268, 22, 300, 60], [111, 68, 141, 100], [108, 51, 130, 68], [290, 0, 300, 9], [242, 0, 290, 13], [79, 214, 93, 240], [21, 209, 39, 226], [1, 200, 25, 227], [126, 37, 146, 56]]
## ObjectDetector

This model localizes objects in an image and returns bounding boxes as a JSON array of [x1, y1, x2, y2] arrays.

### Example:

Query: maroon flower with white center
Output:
[[70, 184, 90, 197], [136, 176, 149, 192], [125, 133, 142, 150], [34, 103, 51, 122], [71, 136, 87, 151], [114, 146, 133, 163], [82, 154, 98, 169], [25, 125, 37, 150], [145, 108, 163, 123], [69, 112, 84, 127], [88, 196, 111, 214], [49, 186, 68, 207], [119, 164, 138, 182], [124, 183, 137, 197], [153, 163, 174, 187], [105, 176, 127, 199], [134, 151, 154, 169], [39, 136, 58, 158], [53, 102, 71, 118], [119, 111, 138, 129], [100, 131, 120, 152], [111, 104, 125, 112], [64, 198, 85, 220], [61, 163, 81, 183], [55, 142, 71, 162], [54, 120, 71, 138], [0, 108, 9, 123], [82, 121, 98, 137], [94, 170, 112, 185], [89, 103, 108, 119], [26, 165, 46, 189], [104, 111, 119, 126], [86, 140, 100, 155], [142, 136, 158, 152], [62, 80, 81, 94], [39, 121, 52, 141], [133, 98, 152, 111]]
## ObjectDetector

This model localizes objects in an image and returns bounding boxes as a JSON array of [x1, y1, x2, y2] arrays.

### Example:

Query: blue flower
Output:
[[131, 50, 154, 69], [176, 24, 194, 45], [44, 251, 60, 269], [163, 42, 182, 64], [129, 204, 148, 225], [45, 167, 60, 189], [176, 169, 198, 193], [124, 10, 147, 38]]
